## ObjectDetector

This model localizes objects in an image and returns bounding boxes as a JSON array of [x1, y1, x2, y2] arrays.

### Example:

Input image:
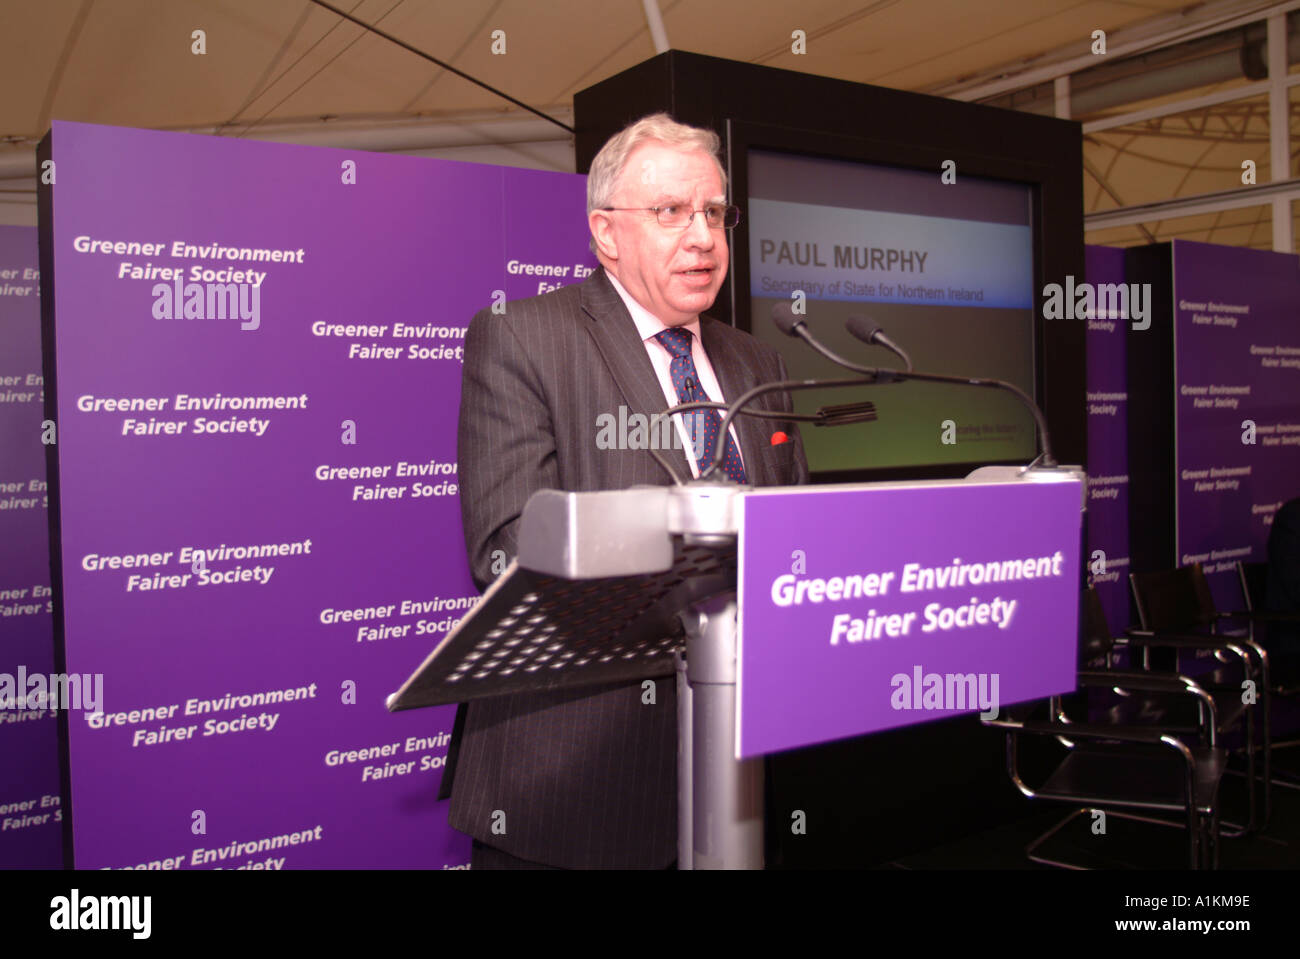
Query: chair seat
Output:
[[1036, 742, 1226, 815]]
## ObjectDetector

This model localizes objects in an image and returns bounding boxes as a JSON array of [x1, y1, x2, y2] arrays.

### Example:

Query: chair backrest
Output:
[[1130, 563, 1216, 632], [1266, 498, 1300, 646], [1185, 563, 1218, 619], [1237, 560, 1268, 613], [1267, 498, 1300, 615], [1079, 587, 1115, 662]]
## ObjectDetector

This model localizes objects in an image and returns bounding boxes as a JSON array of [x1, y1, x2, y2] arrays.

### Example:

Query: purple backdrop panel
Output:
[[1172, 240, 1300, 609], [1084, 245, 1131, 637], [0, 225, 63, 867], [738, 478, 1081, 757], [43, 121, 595, 869]]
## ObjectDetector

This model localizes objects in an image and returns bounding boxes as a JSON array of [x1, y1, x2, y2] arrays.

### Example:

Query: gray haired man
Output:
[[444, 113, 809, 869]]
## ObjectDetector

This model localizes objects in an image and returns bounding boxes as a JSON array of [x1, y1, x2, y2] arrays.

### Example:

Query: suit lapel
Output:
[[580, 271, 693, 481], [581, 269, 775, 487]]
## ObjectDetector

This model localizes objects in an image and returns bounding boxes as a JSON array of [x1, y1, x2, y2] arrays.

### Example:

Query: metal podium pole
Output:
[[674, 649, 693, 870], [679, 592, 764, 869]]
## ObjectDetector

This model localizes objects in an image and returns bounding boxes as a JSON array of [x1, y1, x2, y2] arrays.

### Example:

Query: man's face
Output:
[[590, 141, 729, 327]]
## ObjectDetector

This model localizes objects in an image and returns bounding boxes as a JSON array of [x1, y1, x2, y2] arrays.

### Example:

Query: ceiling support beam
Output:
[[642, 0, 669, 54], [1085, 176, 1300, 230], [1082, 73, 1300, 134], [1054, 75, 1070, 120], [1268, 13, 1294, 252], [934, 0, 1300, 102]]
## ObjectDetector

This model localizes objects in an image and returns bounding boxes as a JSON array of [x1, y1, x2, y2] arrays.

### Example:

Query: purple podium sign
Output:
[[1084, 245, 1131, 637], [1171, 240, 1300, 609], [0, 225, 63, 868], [40, 121, 595, 869], [737, 477, 1081, 758]]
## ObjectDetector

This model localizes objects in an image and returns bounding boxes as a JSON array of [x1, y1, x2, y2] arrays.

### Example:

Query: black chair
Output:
[[987, 589, 1228, 869], [1080, 588, 1217, 734], [1128, 564, 1268, 834], [1238, 559, 1300, 784], [1238, 560, 1269, 617], [1263, 497, 1300, 676], [1238, 559, 1300, 693]]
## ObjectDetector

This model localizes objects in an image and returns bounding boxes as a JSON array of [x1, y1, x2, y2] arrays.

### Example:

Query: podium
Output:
[[389, 465, 1085, 869]]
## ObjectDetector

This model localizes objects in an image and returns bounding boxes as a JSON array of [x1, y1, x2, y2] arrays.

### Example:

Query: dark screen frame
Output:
[[726, 119, 1056, 485]]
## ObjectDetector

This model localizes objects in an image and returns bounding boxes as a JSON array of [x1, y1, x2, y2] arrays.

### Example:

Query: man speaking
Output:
[[445, 113, 809, 869]]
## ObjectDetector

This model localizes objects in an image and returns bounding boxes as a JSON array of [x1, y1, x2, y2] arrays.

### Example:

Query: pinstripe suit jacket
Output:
[[445, 267, 809, 868]]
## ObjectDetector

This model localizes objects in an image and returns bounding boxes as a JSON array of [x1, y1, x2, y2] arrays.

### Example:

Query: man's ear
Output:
[[589, 209, 618, 261]]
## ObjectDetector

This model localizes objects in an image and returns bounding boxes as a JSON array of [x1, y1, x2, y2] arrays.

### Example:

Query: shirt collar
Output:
[[604, 268, 702, 344]]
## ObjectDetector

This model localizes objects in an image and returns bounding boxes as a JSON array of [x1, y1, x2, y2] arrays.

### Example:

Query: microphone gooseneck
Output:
[[769, 303, 894, 381], [647, 399, 826, 485], [769, 303, 1056, 468], [699, 376, 875, 480]]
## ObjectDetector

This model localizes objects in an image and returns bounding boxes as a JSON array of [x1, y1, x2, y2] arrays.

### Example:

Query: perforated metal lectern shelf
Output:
[[387, 539, 736, 711]]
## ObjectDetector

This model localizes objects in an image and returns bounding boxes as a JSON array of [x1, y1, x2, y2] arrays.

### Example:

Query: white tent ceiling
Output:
[[1, 0, 1296, 247]]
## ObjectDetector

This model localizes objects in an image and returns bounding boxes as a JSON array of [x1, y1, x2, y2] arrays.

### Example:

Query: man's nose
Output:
[[683, 210, 715, 247]]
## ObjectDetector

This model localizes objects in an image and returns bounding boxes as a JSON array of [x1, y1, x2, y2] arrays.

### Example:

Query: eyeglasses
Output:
[[599, 203, 741, 230]]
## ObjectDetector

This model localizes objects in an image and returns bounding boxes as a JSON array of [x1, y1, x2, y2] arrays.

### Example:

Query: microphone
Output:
[[653, 375, 879, 483], [846, 315, 913, 371], [771, 303, 1056, 468], [697, 374, 877, 481], [814, 400, 878, 427], [646, 388, 877, 485], [769, 301, 803, 337], [770, 302, 893, 382]]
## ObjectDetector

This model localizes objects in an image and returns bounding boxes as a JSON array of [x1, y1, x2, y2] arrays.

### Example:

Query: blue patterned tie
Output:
[[654, 328, 748, 483]]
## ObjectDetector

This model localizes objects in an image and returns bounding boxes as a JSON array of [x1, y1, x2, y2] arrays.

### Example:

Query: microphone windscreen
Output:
[[770, 301, 802, 337], [845, 315, 882, 344]]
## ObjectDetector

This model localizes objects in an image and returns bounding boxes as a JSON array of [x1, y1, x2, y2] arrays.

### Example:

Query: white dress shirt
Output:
[[604, 269, 746, 479]]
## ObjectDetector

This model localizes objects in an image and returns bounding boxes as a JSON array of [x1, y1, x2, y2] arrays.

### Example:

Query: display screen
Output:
[[746, 149, 1038, 474]]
